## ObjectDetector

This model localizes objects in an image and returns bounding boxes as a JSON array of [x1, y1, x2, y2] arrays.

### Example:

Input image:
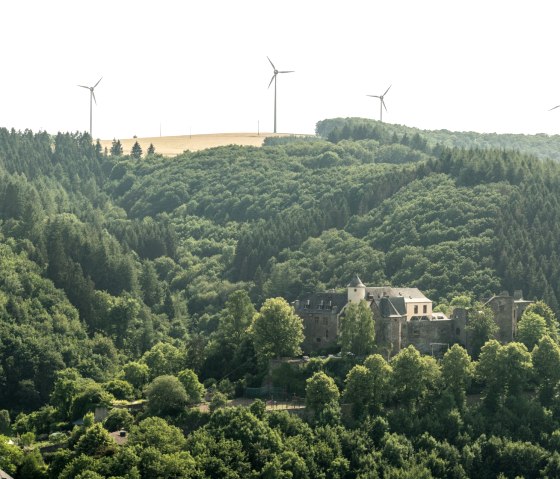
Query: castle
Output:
[[293, 275, 532, 357]]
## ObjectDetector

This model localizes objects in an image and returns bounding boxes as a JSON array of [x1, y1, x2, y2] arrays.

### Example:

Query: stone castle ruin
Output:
[[294, 275, 532, 357]]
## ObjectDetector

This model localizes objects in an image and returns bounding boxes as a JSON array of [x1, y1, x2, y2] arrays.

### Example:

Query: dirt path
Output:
[[196, 397, 305, 413]]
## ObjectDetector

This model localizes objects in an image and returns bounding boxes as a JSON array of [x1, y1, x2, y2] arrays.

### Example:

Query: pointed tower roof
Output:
[[347, 274, 365, 288]]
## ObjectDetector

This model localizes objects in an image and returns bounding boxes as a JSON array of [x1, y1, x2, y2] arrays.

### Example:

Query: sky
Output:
[[1, 0, 559, 140]]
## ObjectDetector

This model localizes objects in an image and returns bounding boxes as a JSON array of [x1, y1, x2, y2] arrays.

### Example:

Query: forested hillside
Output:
[[3, 121, 560, 477], [317, 117, 560, 161]]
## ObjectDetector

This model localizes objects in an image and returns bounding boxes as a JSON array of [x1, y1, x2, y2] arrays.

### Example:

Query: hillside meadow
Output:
[[98, 132, 296, 156]]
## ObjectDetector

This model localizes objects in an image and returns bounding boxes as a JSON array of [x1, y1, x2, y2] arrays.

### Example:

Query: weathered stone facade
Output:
[[484, 290, 532, 343], [294, 291, 346, 352]]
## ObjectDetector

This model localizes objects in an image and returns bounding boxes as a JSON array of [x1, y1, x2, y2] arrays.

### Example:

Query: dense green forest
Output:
[[3, 120, 560, 477], [316, 117, 560, 162]]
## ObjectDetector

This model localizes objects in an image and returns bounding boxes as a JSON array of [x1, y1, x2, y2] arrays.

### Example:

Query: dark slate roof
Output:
[[387, 296, 407, 316], [296, 283, 431, 319], [378, 296, 405, 317], [365, 287, 429, 302], [347, 274, 365, 288], [295, 292, 347, 312]]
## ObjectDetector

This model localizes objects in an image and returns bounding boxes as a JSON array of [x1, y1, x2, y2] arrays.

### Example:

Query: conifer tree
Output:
[[131, 141, 143, 159], [110, 139, 123, 156]]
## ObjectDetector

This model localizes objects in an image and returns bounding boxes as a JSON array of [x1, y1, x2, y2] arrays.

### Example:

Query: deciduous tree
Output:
[[524, 300, 559, 340], [305, 371, 340, 423], [532, 335, 560, 406], [177, 369, 205, 404], [517, 310, 549, 350], [343, 365, 374, 420], [466, 302, 498, 359], [391, 345, 440, 410], [129, 416, 187, 454], [441, 344, 473, 409], [339, 301, 375, 357], [250, 297, 304, 363], [122, 361, 150, 390], [74, 423, 116, 458], [145, 375, 189, 417], [0, 434, 23, 476]]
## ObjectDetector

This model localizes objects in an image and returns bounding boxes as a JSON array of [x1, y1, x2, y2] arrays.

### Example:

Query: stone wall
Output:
[[300, 310, 339, 352], [402, 319, 455, 355], [486, 295, 516, 343]]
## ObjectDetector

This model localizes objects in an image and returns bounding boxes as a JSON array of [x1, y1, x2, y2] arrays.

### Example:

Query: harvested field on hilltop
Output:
[[98, 132, 299, 156]]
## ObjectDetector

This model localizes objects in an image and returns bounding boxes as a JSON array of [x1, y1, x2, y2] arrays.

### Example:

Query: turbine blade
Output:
[[268, 74, 276, 89], [92, 91, 97, 105], [267, 56, 276, 70], [279, 70, 294, 74], [550, 105, 560, 111], [78, 85, 89, 89], [367, 95, 381, 98], [382, 99, 388, 111], [94, 76, 103, 88], [383, 84, 392, 96]]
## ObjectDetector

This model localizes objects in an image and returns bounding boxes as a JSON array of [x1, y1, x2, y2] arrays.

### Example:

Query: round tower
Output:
[[347, 274, 366, 303]]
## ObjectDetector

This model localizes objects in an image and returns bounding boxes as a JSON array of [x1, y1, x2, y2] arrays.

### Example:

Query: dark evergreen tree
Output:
[[110, 139, 123, 156], [131, 141, 143, 159]]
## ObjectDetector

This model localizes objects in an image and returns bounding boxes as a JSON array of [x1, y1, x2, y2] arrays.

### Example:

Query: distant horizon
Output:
[[4, 118, 560, 142]]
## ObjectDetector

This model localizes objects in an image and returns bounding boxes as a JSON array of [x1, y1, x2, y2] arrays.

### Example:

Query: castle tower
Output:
[[347, 274, 366, 303]]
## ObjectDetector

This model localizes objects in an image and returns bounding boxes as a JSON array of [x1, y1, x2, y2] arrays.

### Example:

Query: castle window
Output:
[[315, 318, 319, 326], [316, 337, 321, 343], [325, 329, 329, 339], [323, 318, 328, 326], [455, 328, 460, 335], [423, 305, 427, 314], [414, 305, 418, 314], [499, 303, 505, 312]]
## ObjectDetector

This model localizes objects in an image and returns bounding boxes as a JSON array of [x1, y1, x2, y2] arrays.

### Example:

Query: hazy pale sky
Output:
[[1, 0, 559, 139]]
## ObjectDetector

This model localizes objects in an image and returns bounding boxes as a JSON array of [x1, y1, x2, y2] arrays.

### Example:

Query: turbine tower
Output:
[[367, 85, 392, 122], [78, 77, 103, 137], [267, 57, 294, 133]]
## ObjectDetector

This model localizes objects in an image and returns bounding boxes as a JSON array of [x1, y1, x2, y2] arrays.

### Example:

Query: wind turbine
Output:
[[267, 57, 294, 133], [367, 85, 392, 122], [78, 77, 103, 137]]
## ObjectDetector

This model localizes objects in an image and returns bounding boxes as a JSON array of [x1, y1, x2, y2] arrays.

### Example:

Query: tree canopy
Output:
[[250, 297, 304, 363], [2, 120, 560, 477]]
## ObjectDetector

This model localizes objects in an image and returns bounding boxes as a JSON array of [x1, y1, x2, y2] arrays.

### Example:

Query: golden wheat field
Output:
[[98, 132, 298, 156]]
